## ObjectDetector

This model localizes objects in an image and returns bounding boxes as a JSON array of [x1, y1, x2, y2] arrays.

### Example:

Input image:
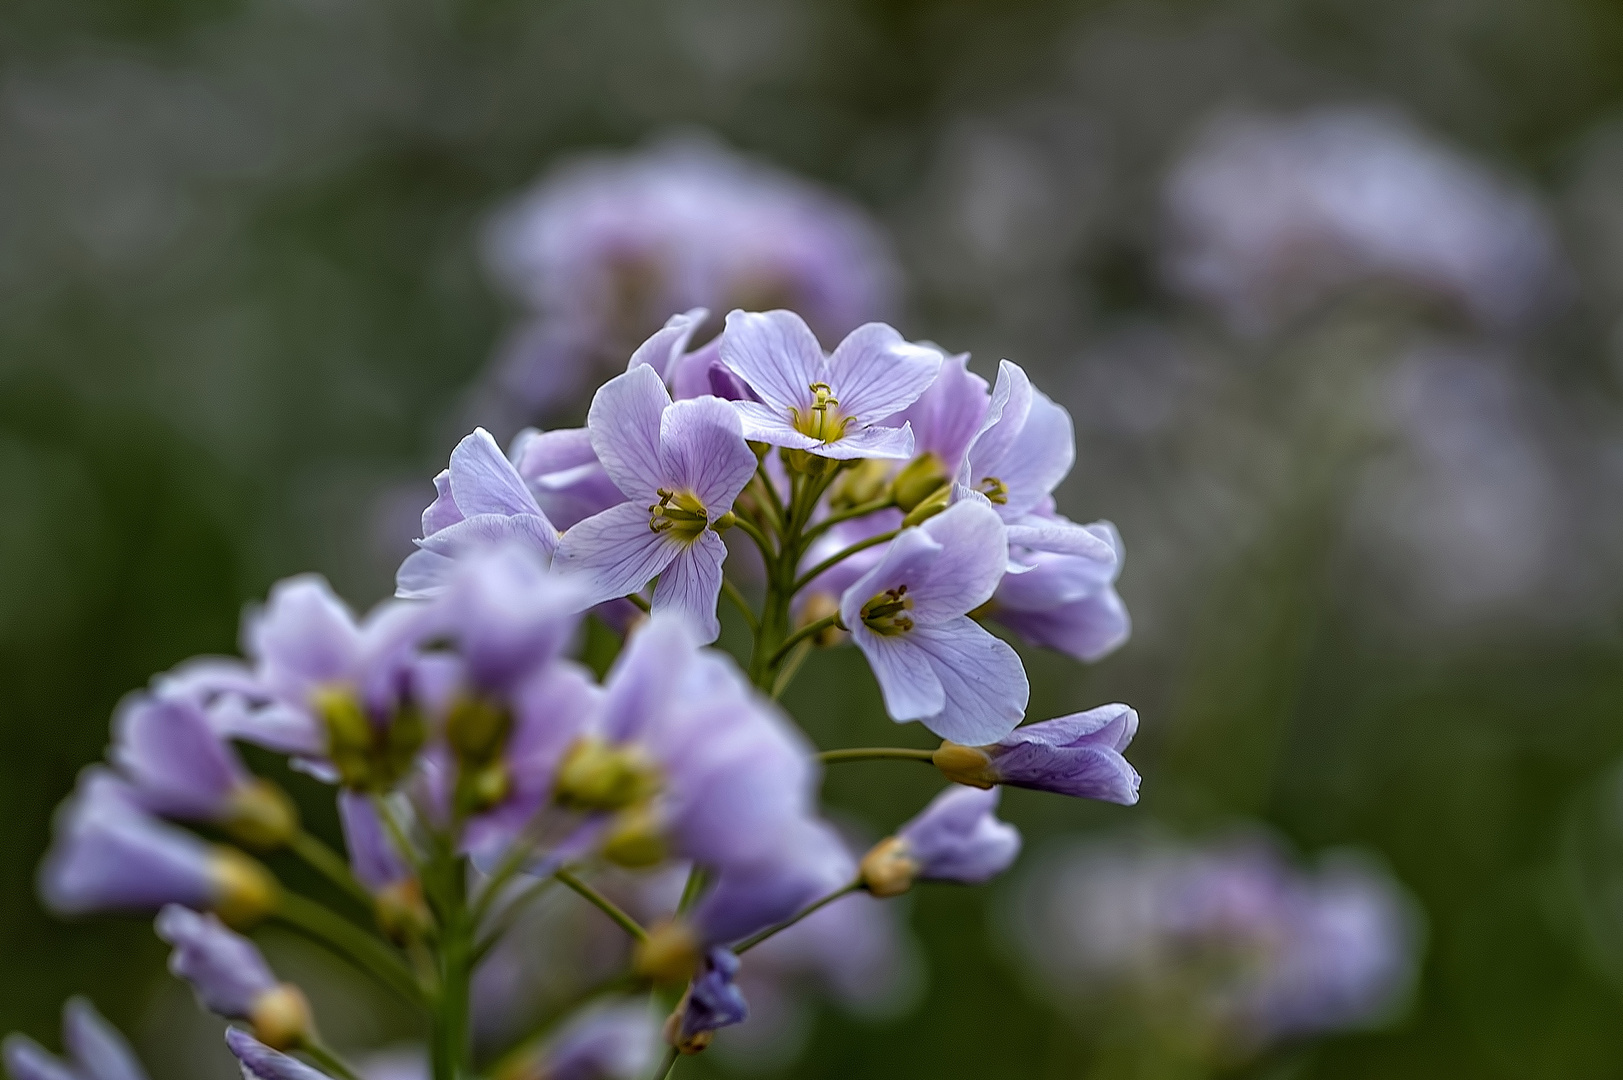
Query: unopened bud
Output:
[[712, 510, 737, 532], [209, 848, 279, 928], [828, 458, 893, 510], [782, 448, 838, 478], [222, 779, 299, 850], [634, 920, 700, 984], [662, 995, 713, 1056], [554, 738, 661, 811], [859, 836, 919, 898], [601, 803, 667, 868], [892, 453, 949, 512], [458, 761, 511, 815], [316, 686, 374, 788], [374, 878, 433, 943], [247, 984, 312, 1050], [931, 742, 999, 790], [900, 485, 951, 528], [797, 593, 848, 648]]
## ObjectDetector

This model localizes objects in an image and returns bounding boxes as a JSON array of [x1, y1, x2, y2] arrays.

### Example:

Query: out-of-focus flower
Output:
[[39, 770, 277, 927], [1007, 832, 1422, 1055], [719, 310, 941, 460], [553, 365, 757, 642], [481, 134, 899, 418], [155, 905, 312, 1049], [933, 703, 1140, 804], [860, 787, 1021, 897], [499, 1002, 660, 1080], [1164, 106, 1565, 336], [840, 500, 1028, 744], [666, 949, 749, 1053], [225, 1029, 333, 1080], [3, 998, 148, 1080]]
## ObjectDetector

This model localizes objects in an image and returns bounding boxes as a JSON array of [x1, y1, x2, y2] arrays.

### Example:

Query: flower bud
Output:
[[796, 592, 848, 648], [711, 510, 738, 532], [247, 985, 312, 1051], [899, 485, 951, 527], [931, 742, 998, 790], [445, 696, 512, 764], [858, 836, 919, 898], [827, 458, 893, 510], [316, 689, 426, 792], [208, 848, 279, 928], [662, 999, 713, 1056], [634, 920, 700, 985], [891, 453, 950, 512], [554, 738, 661, 811], [601, 804, 667, 868], [222, 780, 300, 850], [374, 878, 433, 943]]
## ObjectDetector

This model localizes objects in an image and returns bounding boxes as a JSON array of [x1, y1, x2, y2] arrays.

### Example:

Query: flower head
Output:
[[840, 499, 1028, 744], [553, 365, 757, 642], [155, 906, 311, 1048], [720, 311, 941, 460], [934, 703, 1140, 804], [3, 998, 148, 1080]]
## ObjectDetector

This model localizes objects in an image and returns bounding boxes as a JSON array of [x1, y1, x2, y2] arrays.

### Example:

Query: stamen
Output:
[[860, 585, 915, 636], [977, 476, 1009, 505], [791, 381, 849, 443], [647, 488, 711, 541]]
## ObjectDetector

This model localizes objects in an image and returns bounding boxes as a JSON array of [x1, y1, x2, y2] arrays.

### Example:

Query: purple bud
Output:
[[897, 786, 1021, 885], [937, 704, 1141, 805], [224, 1029, 333, 1080], [155, 906, 277, 1019], [676, 949, 749, 1042], [4, 998, 148, 1080], [541, 1004, 660, 1080]]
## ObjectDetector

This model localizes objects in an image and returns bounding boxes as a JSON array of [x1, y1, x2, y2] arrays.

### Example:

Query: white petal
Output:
[[719, 309, 824, 414], [448, 429, 541, 517]]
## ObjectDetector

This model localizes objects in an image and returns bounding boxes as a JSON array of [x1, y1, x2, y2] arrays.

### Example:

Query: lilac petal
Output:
[[990, 389, 1075, 519], [994, 588, 1131, 663], [826, 323, 943, 424], [61, 999, 147, 1080], [719, 309, 824, 415], [964, 360, 1035, 484], [433, 545, 581, 691], [225, 1029, 334, 1080], [1005, 515, 1116, 562], [554, 502, 682, 607], [113, 696, 245, 820], [897, 786, 1021, 883], [395, 513, 558, 600], [2, 1037, 80, 1080], [540, 1004, 659, 1080], [421, 470, 462, 535], [245, 576, 361, 699], [658, 397, 758, 511], [811, 422, 915, 461], [598, 615, 699, 742], [838, 526, 942, 631], [338, 791, 409, 891], [513, 428, 622, 531], [652, 533, 728, 644], [156, 905, 276, 1018], [909, 619, 1028, 744], [448, 429, 542, 518], [587, 366, 671, 501], [906, 500, 1007, 621], [731, 401, 823, 450], [202, 696, 325, 759], [850, 627, 944, 721], [989, 704, 1140, 804], [625, 308, 708, 381], [692, 825, 853, 944], [679, 949, 749, 1039], [893, 351, 989, 468]]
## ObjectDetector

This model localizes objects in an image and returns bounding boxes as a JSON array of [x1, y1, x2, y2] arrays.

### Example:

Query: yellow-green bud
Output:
[[446, 695, 512, 764], [601, 803, 667, 868], [314, 686, 425, 791], [931, 742, 999, 790], [458, 761, 511, 815], [222, 779, 299, 850], [248, 984, 312, 1050], [782, 447, 839, 478], [859, 836, 919, 898], [828, 458, 893, 510], [208, 847, 279, 928], [634, 920, 700, 984], [900, 485, 951, 528], [892, 453, 950, 513], [712, 510, 738, 532], [554, 738, 661, 811], [374, 878, 433, 943]]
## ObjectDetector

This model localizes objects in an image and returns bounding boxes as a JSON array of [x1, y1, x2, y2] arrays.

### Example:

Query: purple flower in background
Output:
[[720, 311, 940, 460], [553, 365, 756, 642], [155, 906, 310, 1048], [3, 998, 148, 1080], [671, 949, 749, 1048], [225, 1029, 334, 1080], [533, 1003, 660, 1080], [396, 428, 560, 600], [1163, 106, 1565, 336], [862, 787, 1021, 896], [934, 703, 1140, 804], [988, 518, 1130, 662], [480, 133, 899, 416], [39, 770, 276, 926], [1008, 832, 1422, 1053], [840, 499, 1028, 744]]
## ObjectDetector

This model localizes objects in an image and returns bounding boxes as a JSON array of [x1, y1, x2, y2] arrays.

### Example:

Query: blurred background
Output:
[[7, 0, 1623, 1076]]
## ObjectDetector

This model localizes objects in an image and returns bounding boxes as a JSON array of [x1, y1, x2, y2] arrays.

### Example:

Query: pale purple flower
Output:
[[894, 786, 1021, 885], [225, 1029, 332, 1080], [155, 905, 277, 1020], [989, 519, 1130, 662], [889, 349, 990, 479], [481, 133, 899, 414], [941, 704, 1140, 804], [3, 998, 147, 1080], [840, 499, 1028, 744], [509, 425, 622, 531], [111, 694, 253, 822], [674, 949, 749, 1042], [40, 770, 227, 916], [1164, 106, 1565, 336], [719, 310, 940, 460], [538, 1003, 660, 1080], [396, 428, 560, 600], [553, 365, 757, 642], [338, 792, 411, 893]]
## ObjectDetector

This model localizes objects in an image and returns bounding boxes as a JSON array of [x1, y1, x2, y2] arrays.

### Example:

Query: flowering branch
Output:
[[818, 747, 938, 766], [272, 891, 427, 1008]]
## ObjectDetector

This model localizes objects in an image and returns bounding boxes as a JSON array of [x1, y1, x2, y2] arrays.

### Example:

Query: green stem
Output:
[[719, 578, 759, 632], [289, 831, 374, 909], [734, 881, 861, 954], [770, 641, 812, 701], [472, 876, 557, 963], [818, 746, 938, 765], [792, 530, 897, 593], [676, 865, 707, 916], [749, 466, 785, 536], [626, 592, 652, 613], [272, 892, 426, 1009], [728, 515, 775, 559], [769, 613, 840, 665], [653, 1046, 680, 1080], [801, 495, 896, 545], [301, 1039, 366, 1080], [555, 868, 648, 941], [424, 839, 472, 1080]]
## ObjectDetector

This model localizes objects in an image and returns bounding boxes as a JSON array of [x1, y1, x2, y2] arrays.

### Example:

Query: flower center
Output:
[[977, 476, 1009, 504], [860, 585, 914, 636], [648, 488, 710, 542], [791, 382, 849, 443]]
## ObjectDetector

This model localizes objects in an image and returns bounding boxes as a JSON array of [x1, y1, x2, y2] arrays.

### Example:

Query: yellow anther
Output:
[[648, 489, 711, 542], [208, 847, 280, 928], [859, 836, 919, 898], [977, 476, 1009, 505], [791, 382, 849, 443], [860, 586, 914, 637], [932, 742, 1000, 789]]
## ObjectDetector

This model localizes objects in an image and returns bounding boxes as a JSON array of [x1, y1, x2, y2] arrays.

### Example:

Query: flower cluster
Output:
[[12, 307, 1139, 1080], [1007, 832, 1421, 1061]]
